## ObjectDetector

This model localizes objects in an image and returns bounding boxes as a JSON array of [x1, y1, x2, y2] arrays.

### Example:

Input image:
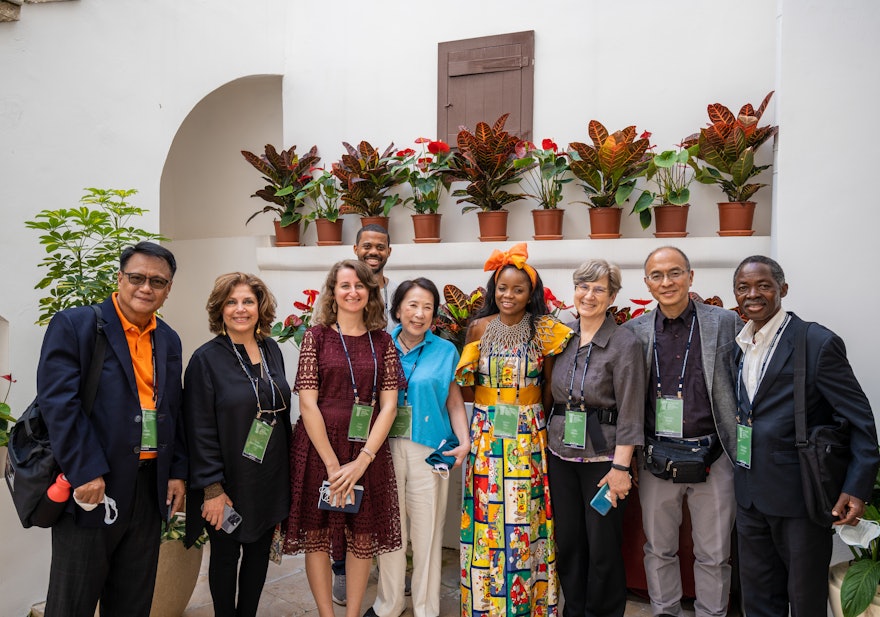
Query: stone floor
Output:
[[181, 546, 673, 617]]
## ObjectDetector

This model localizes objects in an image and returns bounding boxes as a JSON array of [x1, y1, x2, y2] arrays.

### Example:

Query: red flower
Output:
[[303, 289, 319, 306], [640, 130, 652, 140], [284, 314, 303, 328], [515, 141, 529, 158], [396, 148, 416, 158], [630, 298, 653, 306], [414, 137, 431, 144], [427, 140, 450, 154], [293, 301, 311, 312], [1, 374, 14, 382], [541, 138, 558, 152]]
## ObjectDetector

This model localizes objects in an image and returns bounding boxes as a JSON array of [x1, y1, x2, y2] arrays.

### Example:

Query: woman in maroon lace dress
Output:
[[284, 259, 402, 617]]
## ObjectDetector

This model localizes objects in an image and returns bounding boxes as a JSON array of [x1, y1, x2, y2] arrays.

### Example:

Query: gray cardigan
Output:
[[547, 313, 646, 459]]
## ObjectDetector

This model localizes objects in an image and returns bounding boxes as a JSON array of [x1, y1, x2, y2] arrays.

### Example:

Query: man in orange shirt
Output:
[[38, 241, 187, 617]]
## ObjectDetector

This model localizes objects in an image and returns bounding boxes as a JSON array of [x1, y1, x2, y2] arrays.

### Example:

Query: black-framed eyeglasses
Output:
[[121, 271, 171, 290]]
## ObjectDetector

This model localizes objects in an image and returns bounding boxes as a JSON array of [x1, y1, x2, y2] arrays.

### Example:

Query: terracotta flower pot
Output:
[[315, 218, 344, 246], [476, 210, 509, 242], [273, 220, 301, 246], [717, 201, 756, 236], [532, 208, 565, 240], [588, 207, 622, 239], [653, 204, 690, 238], [411, 213, 442, 243], [360, 215, 389, 230]]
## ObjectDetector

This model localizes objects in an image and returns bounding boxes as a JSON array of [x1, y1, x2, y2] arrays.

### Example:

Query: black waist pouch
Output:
[[645, 435, 722, 483]]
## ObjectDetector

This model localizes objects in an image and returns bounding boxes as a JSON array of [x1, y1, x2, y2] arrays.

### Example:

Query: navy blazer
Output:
[[734, 313, 879, 517], [37, 297, 186, 527]]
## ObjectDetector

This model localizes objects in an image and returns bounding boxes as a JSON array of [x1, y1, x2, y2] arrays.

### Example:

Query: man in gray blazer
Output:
[[623, 247, 741, 617]]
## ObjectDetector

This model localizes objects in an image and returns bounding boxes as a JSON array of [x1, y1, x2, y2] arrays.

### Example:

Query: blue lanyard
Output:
[[736, 313, 790, 418], [399, 343, 424, 406], [337, 325, 377, 406], [567, 341, 594, 411], [229, 337, 278, 416], [653, 312, 696, 399]]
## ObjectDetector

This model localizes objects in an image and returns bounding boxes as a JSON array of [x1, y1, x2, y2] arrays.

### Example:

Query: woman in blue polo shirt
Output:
[[364, 277, 470, 617]]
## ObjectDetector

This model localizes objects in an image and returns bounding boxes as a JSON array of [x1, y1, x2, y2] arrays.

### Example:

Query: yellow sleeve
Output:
[[454, 340, 481, 387], [536, 315, 574, 357]]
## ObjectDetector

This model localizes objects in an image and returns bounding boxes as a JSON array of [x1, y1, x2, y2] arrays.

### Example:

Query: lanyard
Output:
[[149, 332, 157, 406], [490, 346, 522, 404], [736, 313, 790, 417], [337, 325, 377, 406], [653, 312, 696, 399], [229, 337, 278, 417], [567, 342, 594, 411], [399, 343, 424, 406]]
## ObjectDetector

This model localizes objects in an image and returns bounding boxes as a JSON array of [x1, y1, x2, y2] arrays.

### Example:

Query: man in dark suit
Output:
[[623, 246, 741, 617], [732, 255, 879, 617], [38, 241, 187, 616]]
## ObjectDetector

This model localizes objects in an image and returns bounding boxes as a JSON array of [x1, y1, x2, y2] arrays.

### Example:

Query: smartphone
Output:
[[221, 504, 243, 533], [589, 483, 613, 516]]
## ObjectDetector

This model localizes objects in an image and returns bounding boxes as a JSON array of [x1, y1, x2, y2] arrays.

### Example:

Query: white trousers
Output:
[[372, 438, 450, 617]]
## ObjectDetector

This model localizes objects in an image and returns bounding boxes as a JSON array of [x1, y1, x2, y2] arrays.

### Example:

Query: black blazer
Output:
[[37, 297, 186, 527], [733, 313, 879, 517]]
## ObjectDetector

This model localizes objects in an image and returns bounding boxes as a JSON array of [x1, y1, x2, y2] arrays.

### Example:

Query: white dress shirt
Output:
[[735, 309, 790, 401]]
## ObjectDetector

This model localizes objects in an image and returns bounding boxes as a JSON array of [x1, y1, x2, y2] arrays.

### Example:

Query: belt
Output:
[[654, 434, 716, 447], [551, 404, 618, 451]]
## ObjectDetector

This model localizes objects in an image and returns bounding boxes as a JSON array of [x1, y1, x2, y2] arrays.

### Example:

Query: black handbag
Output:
[[645, 435, 721, 484], [4, 306, 106, 528], [794, 322, 851, 527]]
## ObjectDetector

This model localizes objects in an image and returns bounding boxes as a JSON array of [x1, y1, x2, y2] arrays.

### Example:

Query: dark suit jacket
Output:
[[623, 301, 742, 461], [734, 313, 879, 517], [37, 297, 186, 527]]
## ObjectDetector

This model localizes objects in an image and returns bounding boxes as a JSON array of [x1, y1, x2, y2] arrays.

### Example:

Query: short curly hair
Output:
[[313, 260, 386, 331], [206, 272, 277, 340]]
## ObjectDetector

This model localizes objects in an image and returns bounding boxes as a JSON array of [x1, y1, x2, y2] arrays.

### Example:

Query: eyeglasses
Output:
[[646, 269, 689, 284], [575, 284, 608, 296], [121, 271, 171, 290]]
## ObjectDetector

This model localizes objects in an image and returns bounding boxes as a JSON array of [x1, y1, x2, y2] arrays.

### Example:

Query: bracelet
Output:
[[610, 463, 630, 472], [360, 447, 376, 462]]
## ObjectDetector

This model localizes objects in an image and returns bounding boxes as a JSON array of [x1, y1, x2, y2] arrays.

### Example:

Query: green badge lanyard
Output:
[[337, 326, 377, 407], [229, 338, 282, 425], [139, 333, 159, 452], [566, 341, 594, 412], [652, 312, 696, 401], [735, 313, 790, 426]]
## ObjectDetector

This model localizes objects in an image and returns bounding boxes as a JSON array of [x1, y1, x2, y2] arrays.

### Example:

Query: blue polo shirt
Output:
[[391, 325, 460, 448]]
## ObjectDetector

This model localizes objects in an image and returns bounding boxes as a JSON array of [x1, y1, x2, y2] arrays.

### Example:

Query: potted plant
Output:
[[685, 91, 778, 236], [515, 138, 572, 240], [433, 285, 486, 354], [568, 121, 652, 239], [444, 113, 530, 242], [149, 512, 208, 617], [829, 464, 880, 617], [332, 140, 409, 229], [298, 169, 344, 246], [629, 142, 700, 237], [24, 188, 167, 326], [270, 288, 319, 347], [241, 144, 320, 246], [394, 137, 454, 243]]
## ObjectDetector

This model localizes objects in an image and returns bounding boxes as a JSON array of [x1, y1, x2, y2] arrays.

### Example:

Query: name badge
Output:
[[655, 396, 684, 438], [563, 409, 587, 449], [736, 424, 752, 469], [389, 404, 412, 438], [140, 408, 158, 452], [348, 403, 374, 442], [242, 418, 273, 463], [493, 403, 520, 439]]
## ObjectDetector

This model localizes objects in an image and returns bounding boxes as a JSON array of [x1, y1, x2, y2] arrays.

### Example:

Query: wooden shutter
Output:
[[438, 31, 534, 146]]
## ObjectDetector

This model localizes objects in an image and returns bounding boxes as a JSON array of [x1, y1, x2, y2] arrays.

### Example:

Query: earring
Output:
[[221, 324, 226, 336], [256, 326, 261, 336]]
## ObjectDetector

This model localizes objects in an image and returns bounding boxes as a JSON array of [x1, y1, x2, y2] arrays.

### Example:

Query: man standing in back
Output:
[[623, 246, 741, 617], [354, 223, 396, 328]]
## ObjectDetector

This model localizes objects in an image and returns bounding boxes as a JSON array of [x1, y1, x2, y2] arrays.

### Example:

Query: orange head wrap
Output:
[[483, 242, 537, 287]]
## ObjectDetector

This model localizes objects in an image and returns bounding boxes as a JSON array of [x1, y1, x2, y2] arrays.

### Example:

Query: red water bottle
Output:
[[31, 473, 71, 527]]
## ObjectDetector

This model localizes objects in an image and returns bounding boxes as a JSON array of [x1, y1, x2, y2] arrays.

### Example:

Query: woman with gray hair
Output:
[[546, 259, 646, 617]]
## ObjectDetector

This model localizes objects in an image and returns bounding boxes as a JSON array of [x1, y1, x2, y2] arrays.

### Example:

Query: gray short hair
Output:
[[572, 259, 622, 296]]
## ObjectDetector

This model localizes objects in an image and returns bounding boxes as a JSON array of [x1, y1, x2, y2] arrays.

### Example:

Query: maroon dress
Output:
[[284, 324, 402, 560]]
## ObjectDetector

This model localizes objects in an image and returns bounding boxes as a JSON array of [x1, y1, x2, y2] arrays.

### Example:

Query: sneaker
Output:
[[332, 573, 346, 606], [404, 574, 411, 596]]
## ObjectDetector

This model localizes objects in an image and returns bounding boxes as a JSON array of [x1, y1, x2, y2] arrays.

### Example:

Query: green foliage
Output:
[[241, 144, 320, 227], [444, 114, 530, 213], [514, 139, 572, 210], [433, 285, 486, 353], [840, 463, 880, 617], [161, 513, 208, 548], [332, 141, 408, 217], [294, 170, 343, 229], [0, 402, 14, 448], [630, 144, 699, 229], [24, 188, 167, 326], [568, 121, 652, 208]]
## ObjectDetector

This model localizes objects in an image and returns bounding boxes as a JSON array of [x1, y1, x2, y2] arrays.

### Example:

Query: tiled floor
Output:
[[181, 546, 668, 617]]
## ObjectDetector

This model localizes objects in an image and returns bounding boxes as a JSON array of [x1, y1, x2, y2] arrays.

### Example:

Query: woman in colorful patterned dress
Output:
[[457, 243, 573, 617], [284, 259, 402, 617]]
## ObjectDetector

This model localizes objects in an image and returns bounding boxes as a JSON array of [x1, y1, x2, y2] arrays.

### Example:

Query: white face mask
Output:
[[836, 518, 880, 548], [73, 493, 119, 525]]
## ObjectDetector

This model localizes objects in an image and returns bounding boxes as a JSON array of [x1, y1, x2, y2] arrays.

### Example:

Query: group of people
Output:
[[34, 231, 878, 617]]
